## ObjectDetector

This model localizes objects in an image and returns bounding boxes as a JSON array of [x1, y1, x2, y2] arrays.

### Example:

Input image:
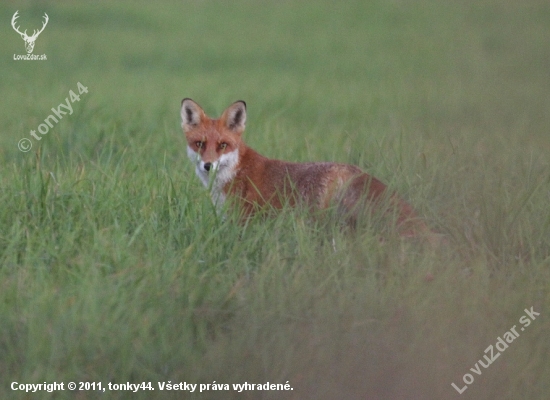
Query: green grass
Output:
[[1, 0, 549, 399]]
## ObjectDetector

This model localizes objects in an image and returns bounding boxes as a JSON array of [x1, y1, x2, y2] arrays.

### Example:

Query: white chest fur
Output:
[[187, 146, 239, 210]]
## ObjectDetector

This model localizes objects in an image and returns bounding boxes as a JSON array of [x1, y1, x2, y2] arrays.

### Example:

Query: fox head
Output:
[[181, 98, 246, 189]]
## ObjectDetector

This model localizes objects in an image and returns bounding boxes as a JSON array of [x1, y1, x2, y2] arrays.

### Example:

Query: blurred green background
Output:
[[1, 1, 549, 399]]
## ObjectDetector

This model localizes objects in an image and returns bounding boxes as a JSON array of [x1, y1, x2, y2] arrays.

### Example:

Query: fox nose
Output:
[[203, 162, 212, 172]]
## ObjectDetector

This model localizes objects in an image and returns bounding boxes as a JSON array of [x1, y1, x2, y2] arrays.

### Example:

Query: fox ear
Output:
[[181, 98, 205, 131], [221, 101, 247, 134]]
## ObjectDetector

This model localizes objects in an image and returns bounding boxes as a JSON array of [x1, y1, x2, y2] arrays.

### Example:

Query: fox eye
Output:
[[195, 141, 204, 149], [219, 142, 228, 150]]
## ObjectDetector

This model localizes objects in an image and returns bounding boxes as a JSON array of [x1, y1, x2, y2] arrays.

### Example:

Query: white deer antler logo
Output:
[[11, 10, 49, 54]]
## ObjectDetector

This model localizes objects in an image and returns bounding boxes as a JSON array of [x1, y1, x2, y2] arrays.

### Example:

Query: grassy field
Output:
[[1, 0, 549, 399]]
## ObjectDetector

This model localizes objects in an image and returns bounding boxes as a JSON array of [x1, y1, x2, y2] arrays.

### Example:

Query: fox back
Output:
[[181, 98, 431, 237]]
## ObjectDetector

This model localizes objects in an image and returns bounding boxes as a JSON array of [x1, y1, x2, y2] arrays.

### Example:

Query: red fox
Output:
[[181, 98, 434, 238]]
